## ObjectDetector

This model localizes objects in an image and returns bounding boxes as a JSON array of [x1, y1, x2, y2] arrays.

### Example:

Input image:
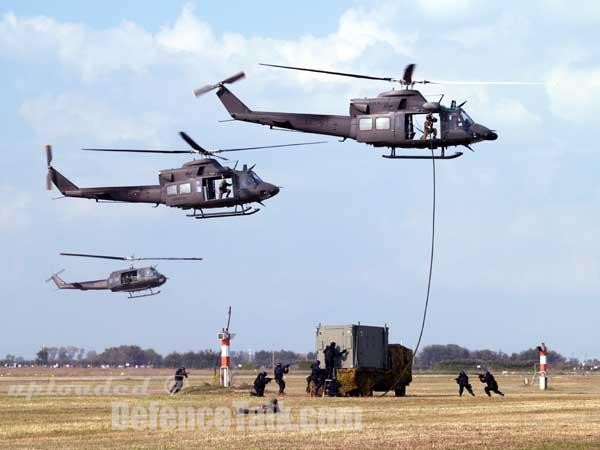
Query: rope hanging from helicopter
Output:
[[380, 148, 436, 396]]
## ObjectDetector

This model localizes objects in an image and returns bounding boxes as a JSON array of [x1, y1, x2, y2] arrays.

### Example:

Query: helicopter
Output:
[[47, 253, 203, 299], [46, 131, 324, 219], [195, 65, 539, 160]]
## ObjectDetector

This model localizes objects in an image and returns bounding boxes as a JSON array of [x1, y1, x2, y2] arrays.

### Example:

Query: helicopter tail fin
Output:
[[46, 270, 70, 289], [216, 86, 251, 118], [48, 167, 79, 194]]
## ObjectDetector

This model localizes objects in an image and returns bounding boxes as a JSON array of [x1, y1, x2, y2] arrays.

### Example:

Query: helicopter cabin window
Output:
[[120, 270, 138, 284], [359, 117, 373, 131], [375, 117, 391, 130], [179, 183, 191, 195], [166, 184, 177, 196]]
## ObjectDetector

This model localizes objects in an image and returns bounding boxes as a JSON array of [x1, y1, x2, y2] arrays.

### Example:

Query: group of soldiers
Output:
[[251, 362, 290, 397], [169, 358, 505, 399], [455, 370, 505, 397]]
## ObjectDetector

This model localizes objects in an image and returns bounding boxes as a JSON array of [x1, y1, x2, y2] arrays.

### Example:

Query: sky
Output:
[[1, 0, 600, 360]]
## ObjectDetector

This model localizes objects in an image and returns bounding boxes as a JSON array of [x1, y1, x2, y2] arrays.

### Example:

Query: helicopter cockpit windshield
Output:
[[249, 171, 262, 185], [459, 109, 474, 127], [444, 107, 474, 133]]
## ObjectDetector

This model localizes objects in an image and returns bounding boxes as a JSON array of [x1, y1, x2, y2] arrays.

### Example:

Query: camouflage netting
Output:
[[337, 344, 413, 396]]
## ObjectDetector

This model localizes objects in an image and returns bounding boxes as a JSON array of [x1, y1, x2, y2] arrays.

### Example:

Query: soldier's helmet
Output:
[[276, 362, 282, 367]]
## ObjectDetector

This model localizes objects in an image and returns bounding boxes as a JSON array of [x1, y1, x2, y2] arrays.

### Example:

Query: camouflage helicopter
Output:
[[47, 253, 203, 299], [46, 131, 323, 219], [195, 65, 538, 160]]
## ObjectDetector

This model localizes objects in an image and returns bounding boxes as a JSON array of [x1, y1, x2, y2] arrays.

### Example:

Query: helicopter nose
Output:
[[471, 124, 498, 141], [158, 275, 167, 285], [259, 183, 279, 199]]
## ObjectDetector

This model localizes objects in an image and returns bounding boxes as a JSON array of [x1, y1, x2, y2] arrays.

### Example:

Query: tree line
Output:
[[2, 346, 315, 369], [1, 344, 594, 371], [414, 344, 585, 371]]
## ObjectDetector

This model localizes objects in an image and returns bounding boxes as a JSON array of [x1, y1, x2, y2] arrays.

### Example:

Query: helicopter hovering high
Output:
[[46, 132, 323, 219], [47, 253, 203, 299], [195, 65, 539, 160]]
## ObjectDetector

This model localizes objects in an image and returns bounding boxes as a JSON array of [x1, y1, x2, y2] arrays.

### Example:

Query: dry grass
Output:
[[1, 368, 599, 449]]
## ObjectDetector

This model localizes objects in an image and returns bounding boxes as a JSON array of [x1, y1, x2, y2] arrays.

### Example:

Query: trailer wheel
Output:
[[394, 385, 406, 397]]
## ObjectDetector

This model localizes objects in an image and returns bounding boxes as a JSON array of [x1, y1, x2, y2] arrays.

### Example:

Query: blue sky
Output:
[[1, 0, 600, 360]]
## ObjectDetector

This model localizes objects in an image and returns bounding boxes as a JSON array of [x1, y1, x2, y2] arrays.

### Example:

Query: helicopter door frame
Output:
[[203, 176, 235, 202]]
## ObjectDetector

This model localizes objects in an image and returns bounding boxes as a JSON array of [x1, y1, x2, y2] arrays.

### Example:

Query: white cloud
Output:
[[19, 92, 167, 143], [0, 186, 32, 232], [0, 13, 160, 82], [417, 0, 477, 17], [546, 65, 600, 121]]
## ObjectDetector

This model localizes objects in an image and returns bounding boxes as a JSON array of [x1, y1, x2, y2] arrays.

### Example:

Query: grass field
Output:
[[1, 368, 599, 449]]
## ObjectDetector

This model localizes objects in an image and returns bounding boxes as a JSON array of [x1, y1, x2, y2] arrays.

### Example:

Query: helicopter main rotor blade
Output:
[[60, 253, 203, 262], [213, 141, 327, 153], [179, 132, 229, 161], [60, 253, 128, 261], [433, 80, 544, 85], [260, 63, 397, 82], [83, 148, 195, 154], [135, 257, 203, 261], [403, 64, 416, 84]]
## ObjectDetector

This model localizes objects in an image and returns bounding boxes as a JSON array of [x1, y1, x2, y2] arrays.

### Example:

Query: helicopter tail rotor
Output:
[[193, 71, 246, 97], [45, 145, 53, 191]]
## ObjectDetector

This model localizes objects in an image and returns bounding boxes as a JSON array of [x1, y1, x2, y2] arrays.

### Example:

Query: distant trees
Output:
[[1, 344, 585, 371], [415, 344, 575, 371]]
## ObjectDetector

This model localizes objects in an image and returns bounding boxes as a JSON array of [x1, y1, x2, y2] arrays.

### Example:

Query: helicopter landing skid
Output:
[[128, 289, 161, 299], [383, 150, 463, 160], [186, 206, 260, 220]]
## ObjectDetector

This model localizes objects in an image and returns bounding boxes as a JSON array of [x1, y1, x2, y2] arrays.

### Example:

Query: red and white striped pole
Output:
[[537, 342, 548, 390], [219, 329, 232, 387]]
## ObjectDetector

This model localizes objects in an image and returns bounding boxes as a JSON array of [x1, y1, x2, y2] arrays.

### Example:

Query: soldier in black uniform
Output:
[[479, 370, 504, 397], [421, 113, 438, 140], [455, 371, 475, 396], [274, 362, 290, 395], [169, 366, 188, 395], [324, 342, 347, 379], [251, 371, 272, 397], [306, 360, 323, 394], [218, 176, 232, 199]]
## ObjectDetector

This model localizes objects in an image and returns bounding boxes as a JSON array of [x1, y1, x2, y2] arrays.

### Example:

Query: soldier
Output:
[[218, 176, 232, 199], [274, 362, 290, 395], [478, 370, 505, 397], [306, 360, 322, 393], [324, 342, 347, 379], [421, 113, 438, 140], [169, 366, 188, 395], [237, 398, 280, 415], [455, 371, 475, 396], [251, 371, 272, 397]]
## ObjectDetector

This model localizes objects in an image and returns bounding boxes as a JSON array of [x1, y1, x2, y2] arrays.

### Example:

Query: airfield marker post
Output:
[[538, 342, 548, 390]]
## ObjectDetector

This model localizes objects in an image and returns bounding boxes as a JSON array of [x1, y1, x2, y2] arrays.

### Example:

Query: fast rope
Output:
[[380, 148, 436, 396]]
